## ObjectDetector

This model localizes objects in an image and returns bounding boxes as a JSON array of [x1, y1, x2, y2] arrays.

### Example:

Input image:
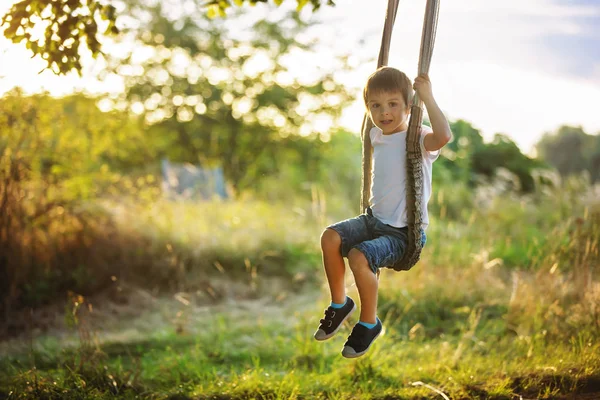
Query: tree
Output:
[[0, 90, 150, 312], [472, 133, 544, 192], [536, 125, 600, 183], [106, 3, 353, 195], [434, 119, 486, 186], [1, 0, 118, 74], [1, 0, 334, 75], [433, 120, 546, 193]]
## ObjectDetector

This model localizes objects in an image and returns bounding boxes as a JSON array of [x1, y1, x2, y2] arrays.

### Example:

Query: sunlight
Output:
[[242, 50, 272, 79]]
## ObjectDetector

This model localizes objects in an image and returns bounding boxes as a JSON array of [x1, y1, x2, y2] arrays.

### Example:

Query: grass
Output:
[[107, 196, 324, 277], [1, 292, 599, 399], [1, 180, 599, 399], [2, 254, 599, 399]]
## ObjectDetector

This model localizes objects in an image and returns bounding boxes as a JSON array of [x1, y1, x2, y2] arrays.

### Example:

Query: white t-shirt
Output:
[[369, 125, 439, 228]]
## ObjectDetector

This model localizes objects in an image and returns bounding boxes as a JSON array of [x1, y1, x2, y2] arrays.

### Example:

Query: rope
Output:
[[413, 0, 440, 107], [394, 0, 440, 271], [360, 0, 400, 213]]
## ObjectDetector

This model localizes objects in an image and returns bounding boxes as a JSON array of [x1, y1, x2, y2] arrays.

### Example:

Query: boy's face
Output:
[[366, 90, 410, 135]]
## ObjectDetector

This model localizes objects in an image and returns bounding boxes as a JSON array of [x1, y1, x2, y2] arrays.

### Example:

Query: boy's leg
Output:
[[348, 232, 406, 322], [341, 248, 382, 358], [341, 232, 406, 358], [314, 216, 370, 341], [347, 248, 378, 324], [320, 228, 347, 304]]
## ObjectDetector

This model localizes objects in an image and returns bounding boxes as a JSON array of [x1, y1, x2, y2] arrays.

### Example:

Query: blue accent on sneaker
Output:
[[358, 319, 378, 329], [330, 298, 347, 309]]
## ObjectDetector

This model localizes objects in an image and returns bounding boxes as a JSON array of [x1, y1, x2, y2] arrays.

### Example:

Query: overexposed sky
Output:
[[1, 0, 599, 153]]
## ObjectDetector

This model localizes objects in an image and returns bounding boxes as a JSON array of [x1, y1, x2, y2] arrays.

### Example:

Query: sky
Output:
[[1, 0, 599, 154]]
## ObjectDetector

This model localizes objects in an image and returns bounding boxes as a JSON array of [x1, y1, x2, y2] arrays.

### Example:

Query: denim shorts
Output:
[[327, 209, 426, 274]]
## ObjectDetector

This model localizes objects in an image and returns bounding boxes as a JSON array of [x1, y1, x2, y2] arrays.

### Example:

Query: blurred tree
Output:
[[1, 0, 333, 75], [472, 133, 544, 192], [536, 125, 600, 183], [0, 90, 146, 201], [433, 119, 546, 193], [435, 119, 486, 186], [0, 90, 148, 312], [107, 3, 354, 195]]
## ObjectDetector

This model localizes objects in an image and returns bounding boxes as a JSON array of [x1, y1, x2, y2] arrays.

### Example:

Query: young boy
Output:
[[313, 67, 452, 358]]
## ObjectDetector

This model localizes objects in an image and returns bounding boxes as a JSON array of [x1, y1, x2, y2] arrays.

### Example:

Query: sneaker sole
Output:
[[314, 302, 357, 341], [341, 328, 382, 359]]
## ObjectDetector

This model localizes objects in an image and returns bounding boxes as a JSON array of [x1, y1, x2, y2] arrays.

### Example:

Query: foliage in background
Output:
[[2, 85, 597, 320], [437, 120, 548, 193], [103, 4, 354, 195], [0, 90, 150, 323], [537, 125, 600, 183]]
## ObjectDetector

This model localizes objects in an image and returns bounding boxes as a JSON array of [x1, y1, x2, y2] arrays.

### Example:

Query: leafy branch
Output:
[[1, 0, 335, 75]]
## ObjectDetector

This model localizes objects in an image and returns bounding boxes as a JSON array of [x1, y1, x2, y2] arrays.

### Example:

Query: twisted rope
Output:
[[360, 0, 400, 211]]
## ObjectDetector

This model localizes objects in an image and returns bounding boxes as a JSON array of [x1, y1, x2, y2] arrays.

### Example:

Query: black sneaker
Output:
[[313, 297, 356, 341], [341, 318, 383, 358]]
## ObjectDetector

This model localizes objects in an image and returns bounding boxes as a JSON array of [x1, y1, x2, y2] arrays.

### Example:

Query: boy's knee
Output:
[[348, 248, 369, 271], [321, 228, 341, 251]]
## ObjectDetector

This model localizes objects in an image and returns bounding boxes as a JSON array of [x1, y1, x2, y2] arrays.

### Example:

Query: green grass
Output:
[[1, 296, 599, 399], [2, 254, 599, 399]]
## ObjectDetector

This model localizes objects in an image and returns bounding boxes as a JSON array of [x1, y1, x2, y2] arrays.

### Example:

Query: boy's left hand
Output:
[[413, 74, 434, 103]]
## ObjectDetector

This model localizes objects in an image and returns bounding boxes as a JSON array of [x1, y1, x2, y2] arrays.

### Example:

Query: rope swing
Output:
[[360, 0, 441, 271]]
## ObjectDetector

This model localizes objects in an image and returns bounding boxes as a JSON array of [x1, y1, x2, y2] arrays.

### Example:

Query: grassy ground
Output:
[[1, 183, 599, 399], [1, 279, 599, 399]]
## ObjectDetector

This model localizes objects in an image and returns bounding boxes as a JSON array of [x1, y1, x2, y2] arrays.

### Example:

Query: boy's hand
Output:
[[413, 74, 434, 103]]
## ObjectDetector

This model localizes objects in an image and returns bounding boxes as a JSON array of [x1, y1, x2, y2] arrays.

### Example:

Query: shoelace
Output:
[[319, 308, 336, 328]]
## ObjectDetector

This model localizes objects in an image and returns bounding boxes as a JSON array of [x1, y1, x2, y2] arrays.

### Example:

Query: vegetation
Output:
[[537, 125, 600, 184], [107, 6, 354, 194]]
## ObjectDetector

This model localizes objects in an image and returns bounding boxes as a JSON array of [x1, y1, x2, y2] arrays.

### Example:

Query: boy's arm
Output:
[[413, 74, 452, 152]]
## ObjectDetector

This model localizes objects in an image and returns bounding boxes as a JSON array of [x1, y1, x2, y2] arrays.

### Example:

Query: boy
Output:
[[313, 67, 452, 358]]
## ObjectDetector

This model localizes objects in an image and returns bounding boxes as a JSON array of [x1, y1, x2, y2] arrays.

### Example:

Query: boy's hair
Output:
[[363, 67, 413, 108]]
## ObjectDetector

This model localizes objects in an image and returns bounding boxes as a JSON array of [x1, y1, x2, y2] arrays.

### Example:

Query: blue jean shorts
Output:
[[327, 209, 426, 274]]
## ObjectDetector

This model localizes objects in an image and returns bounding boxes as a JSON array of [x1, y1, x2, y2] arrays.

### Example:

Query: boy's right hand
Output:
[[413, 74, 434, 104]]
